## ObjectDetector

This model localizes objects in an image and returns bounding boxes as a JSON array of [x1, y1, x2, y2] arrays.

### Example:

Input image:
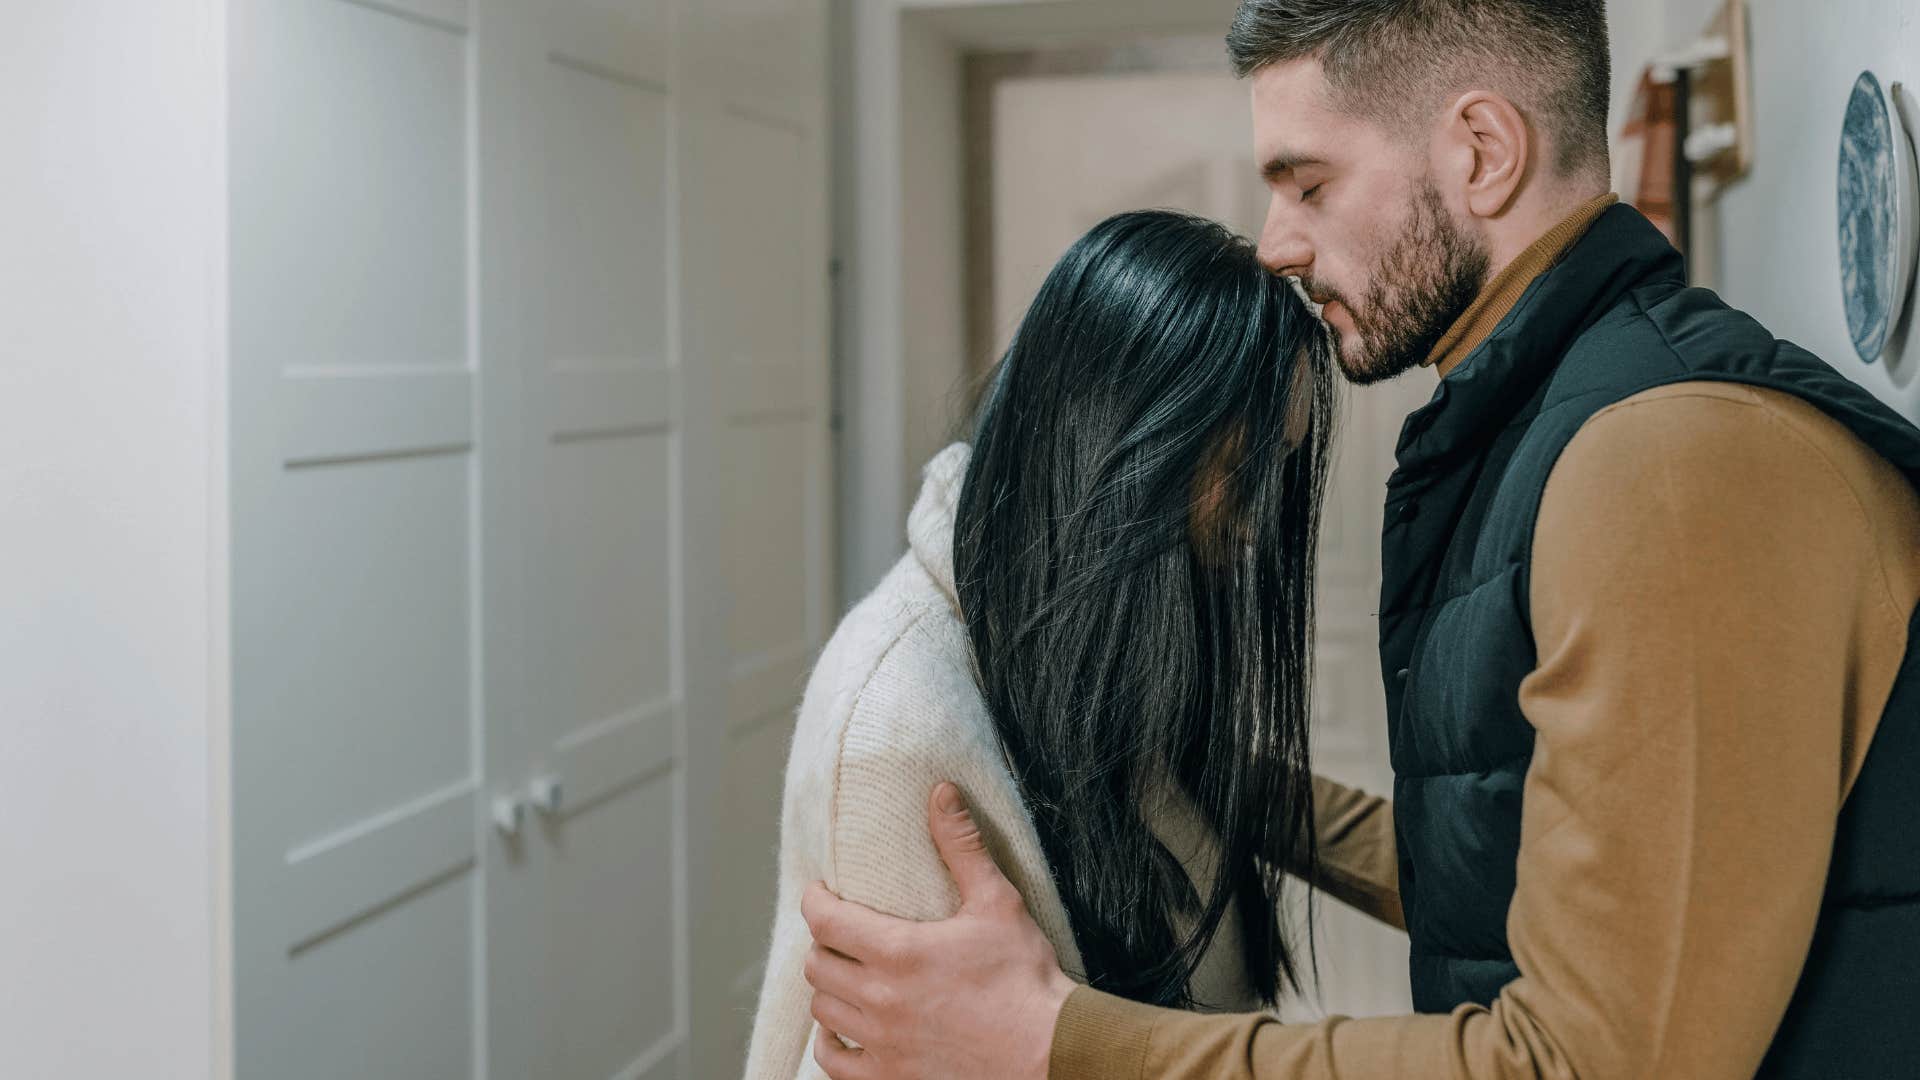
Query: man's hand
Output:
[[800, 782, 1077, 1080]]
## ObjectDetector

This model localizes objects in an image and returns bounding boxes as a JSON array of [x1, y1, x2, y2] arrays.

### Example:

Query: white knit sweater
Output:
[[741, 444, 1258, 1080]]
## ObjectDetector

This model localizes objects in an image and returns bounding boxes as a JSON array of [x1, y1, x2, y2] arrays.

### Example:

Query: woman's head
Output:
[[956, 209, 1335, 1007]]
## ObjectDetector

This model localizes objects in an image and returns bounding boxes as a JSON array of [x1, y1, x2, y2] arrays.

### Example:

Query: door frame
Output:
[[831, 0, 1238, 603]]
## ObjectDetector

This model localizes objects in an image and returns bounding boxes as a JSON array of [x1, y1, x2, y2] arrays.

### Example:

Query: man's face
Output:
[[1251, 59, 1490, 385]]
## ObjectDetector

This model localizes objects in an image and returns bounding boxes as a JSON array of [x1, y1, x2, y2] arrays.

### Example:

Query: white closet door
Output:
[[229, 0, 483, 1076], [479, 0, 688, 1077], [231, 0, 829, 1074], [476, 0, 831, 1076], [680, 0, 834, 1074]]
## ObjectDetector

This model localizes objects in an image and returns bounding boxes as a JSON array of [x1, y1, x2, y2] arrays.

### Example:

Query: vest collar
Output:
[[1428, 193, 1620, 377], [1391, 204, 1685, 479]]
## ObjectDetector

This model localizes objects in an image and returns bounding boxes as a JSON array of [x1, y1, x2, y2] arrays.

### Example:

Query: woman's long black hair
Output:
[[955, 209, 1335, 1008]]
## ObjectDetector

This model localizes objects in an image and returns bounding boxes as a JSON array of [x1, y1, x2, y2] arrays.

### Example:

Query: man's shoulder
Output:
[[1547, 282, 1789, 407], [1535, 381, 1920, 600], [1559, 381, 1920, 530], [1496, 373, 1920, 599]]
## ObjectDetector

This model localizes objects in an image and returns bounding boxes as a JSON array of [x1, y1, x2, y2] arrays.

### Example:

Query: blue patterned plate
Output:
[[1838, 72, 1920, 363]]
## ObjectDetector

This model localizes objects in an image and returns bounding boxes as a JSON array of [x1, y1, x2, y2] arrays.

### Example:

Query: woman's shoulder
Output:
[[779, 556, 1032, 917], [777, 553, 1079, 956], [796, 556, 985, 752], [784, 556, 1005, 830], [830, 610, 1002, 792]]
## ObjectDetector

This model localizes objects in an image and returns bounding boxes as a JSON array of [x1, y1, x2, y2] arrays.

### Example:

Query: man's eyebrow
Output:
[[1260, 153, 1325, 183]]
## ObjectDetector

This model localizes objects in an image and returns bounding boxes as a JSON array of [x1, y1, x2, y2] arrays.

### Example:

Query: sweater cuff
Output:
[[1049, 985, 1158, 1080]]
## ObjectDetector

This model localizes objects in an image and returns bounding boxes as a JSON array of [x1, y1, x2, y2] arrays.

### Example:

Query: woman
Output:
[[744, 209, 1335, 1079]]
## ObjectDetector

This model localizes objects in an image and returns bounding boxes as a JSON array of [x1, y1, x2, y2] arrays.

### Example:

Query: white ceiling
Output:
[[899, 0, 1243, 53]]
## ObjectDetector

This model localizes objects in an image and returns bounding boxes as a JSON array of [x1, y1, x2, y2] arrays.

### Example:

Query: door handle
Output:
[[529, 775, 564, 817], [492, 794, 527, 837]]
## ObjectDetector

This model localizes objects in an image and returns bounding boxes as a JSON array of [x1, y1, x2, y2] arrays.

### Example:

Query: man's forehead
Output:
[[1250, 57, 1335, 116], [1250, 60, 1340, 161], [1249, 58, 1390, 172]]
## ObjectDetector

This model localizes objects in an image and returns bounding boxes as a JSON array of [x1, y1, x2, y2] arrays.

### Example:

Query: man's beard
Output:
[[1308, 181, 1491, 386]]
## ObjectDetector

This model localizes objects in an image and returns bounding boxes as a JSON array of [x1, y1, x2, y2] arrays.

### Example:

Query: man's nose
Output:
[[1257, 196, 1312, 279]]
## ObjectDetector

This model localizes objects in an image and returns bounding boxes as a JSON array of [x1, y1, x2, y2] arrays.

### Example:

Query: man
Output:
[[801, 1, 1920, 1076]]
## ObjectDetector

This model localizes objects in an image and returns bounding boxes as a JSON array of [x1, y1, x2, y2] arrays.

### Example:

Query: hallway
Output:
[[9, 0, 1920, 1076]]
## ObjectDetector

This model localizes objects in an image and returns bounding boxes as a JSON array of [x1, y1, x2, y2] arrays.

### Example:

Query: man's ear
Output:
[[1444, 90, 1530, 219]]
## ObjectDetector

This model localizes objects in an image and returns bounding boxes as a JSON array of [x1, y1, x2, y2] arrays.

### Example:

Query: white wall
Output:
[[899, 16, 973, 503], [837, 2, 989, 602], [989, 69, 1266, 358], [1611, 0, 1920, 421], [838, 0, 911, 601], [0, 3, 225, 1076]]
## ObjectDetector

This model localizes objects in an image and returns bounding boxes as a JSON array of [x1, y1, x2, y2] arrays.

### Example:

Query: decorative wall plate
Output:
[[1838, 71, 1920, 363]]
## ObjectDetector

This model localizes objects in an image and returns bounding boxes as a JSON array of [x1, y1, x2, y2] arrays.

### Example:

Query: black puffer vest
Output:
[[1380, 205, 1920, 1075]]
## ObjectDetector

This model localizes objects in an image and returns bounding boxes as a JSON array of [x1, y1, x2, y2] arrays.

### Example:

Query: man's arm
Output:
[[1050, 384, 1911, 1078], [1296, 775, 1402, 931], [802, 783, 1077, 1080], [802, 384, 1911, 1080]]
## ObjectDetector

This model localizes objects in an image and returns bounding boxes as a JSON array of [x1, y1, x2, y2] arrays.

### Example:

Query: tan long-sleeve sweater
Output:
[[1051, 196, 1920, 1079]]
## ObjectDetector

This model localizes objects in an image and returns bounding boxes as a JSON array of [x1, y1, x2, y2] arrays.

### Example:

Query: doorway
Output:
[[838, 0, 1429, 1021]]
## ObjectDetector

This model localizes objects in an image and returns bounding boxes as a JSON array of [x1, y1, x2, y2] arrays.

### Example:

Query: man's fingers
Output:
[[926, 782, 1020, 913], [813, 1027, 873, 1080], [801, 881, 896, 962], [809, 987, 867, 1043], [803, 943, 868, 1005]]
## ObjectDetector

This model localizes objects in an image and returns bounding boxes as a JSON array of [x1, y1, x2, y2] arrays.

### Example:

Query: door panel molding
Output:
[[279, 370, 474, 467], [546, 367, 677, 443], [276, 778, 479, 951], [334, 0, 470, 36], [548, 0, 671, 93], [550, 696, 680, 817], [726, 642, 812, 734]]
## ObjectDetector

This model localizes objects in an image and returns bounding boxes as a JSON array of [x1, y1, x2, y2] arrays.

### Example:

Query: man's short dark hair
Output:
[[1227, 0, 1612, 179]]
